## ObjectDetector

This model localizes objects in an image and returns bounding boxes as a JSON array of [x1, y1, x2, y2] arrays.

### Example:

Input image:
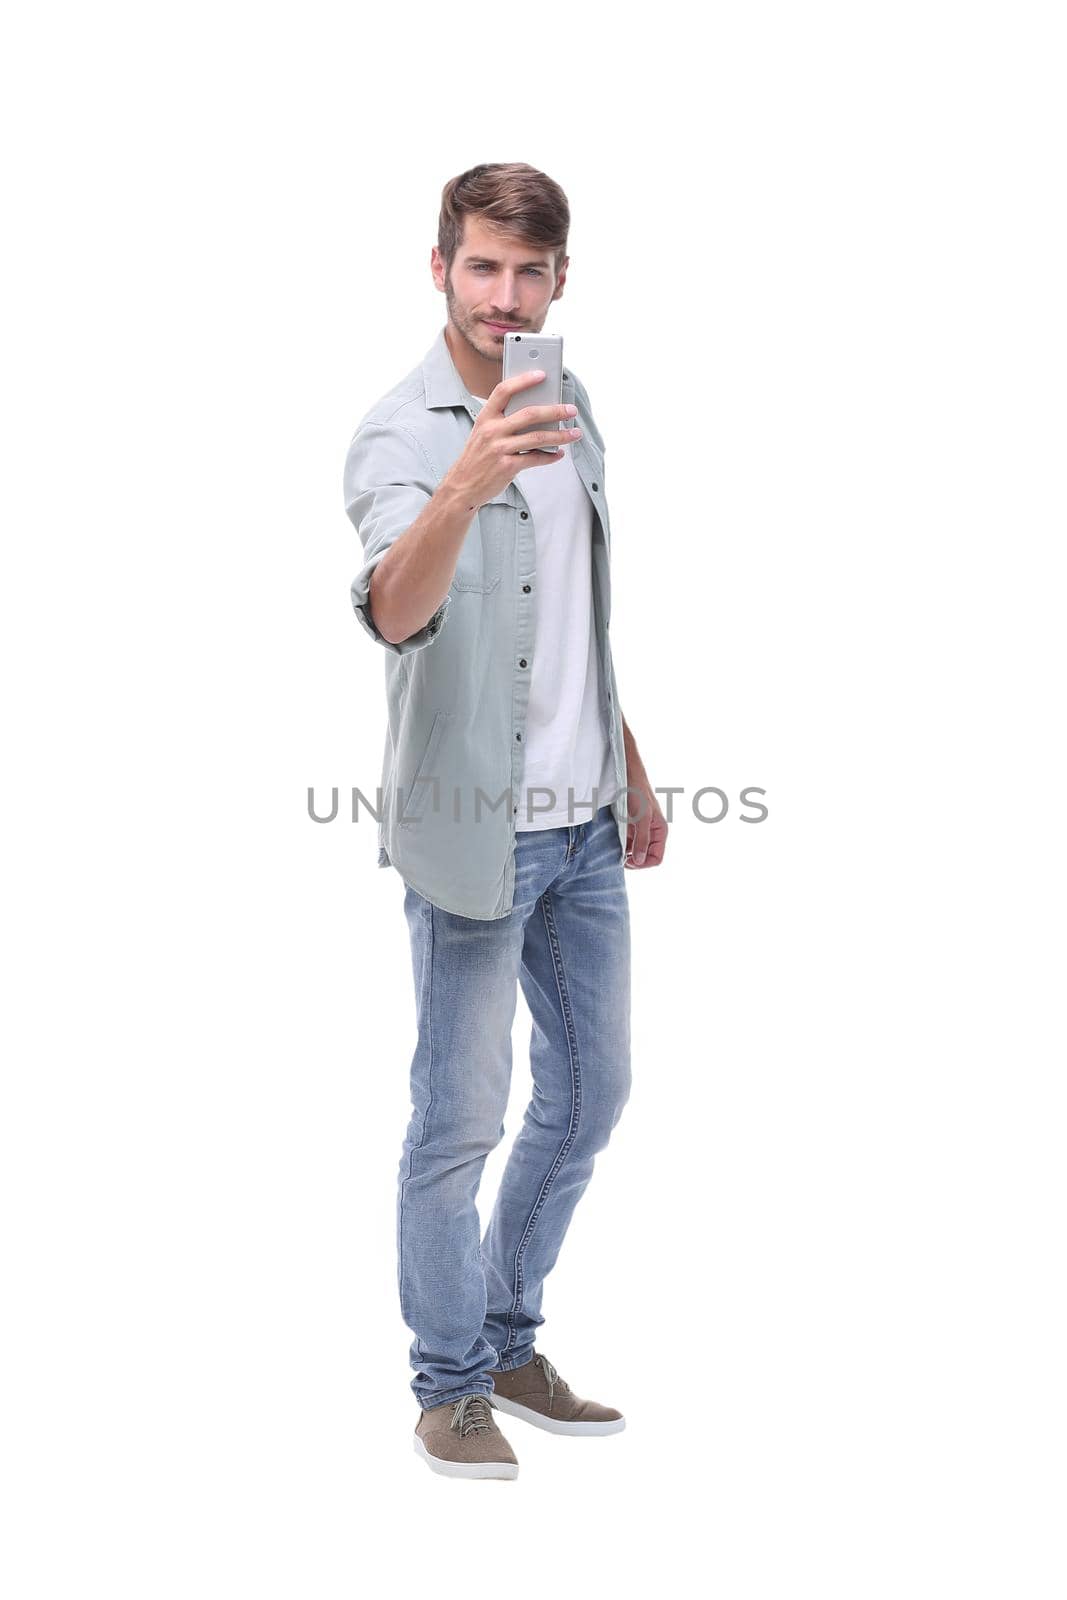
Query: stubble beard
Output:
[[444, 279, 503, 368]]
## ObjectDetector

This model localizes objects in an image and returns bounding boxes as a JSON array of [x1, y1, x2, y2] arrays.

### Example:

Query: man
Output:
[[343, 163, 667, 1480]]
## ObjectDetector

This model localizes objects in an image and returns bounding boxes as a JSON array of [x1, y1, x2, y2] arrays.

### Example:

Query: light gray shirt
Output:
[[342, 325, 628, 919]]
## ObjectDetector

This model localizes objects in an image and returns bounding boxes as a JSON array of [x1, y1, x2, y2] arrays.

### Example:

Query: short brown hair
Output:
[[438, 163, 570, 278]]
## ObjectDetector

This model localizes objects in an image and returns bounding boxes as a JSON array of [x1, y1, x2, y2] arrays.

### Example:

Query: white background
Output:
[[3, 3, 1064, 1595]]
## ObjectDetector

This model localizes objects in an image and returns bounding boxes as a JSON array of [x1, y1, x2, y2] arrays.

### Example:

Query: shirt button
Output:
[[520, 510, 529, 520], [515, 732, 522, 741], [522, 583, 531, 593], [519, 658, 528, 668], [591, 482, 599, 492]]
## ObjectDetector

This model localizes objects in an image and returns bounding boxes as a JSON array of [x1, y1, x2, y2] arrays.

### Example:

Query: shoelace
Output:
[[450, 1393, 496, 1438], [536, 1354, 571, 1409]]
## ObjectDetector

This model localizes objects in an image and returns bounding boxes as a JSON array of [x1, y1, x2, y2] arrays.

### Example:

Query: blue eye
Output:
[[471, 265, 543, 276]]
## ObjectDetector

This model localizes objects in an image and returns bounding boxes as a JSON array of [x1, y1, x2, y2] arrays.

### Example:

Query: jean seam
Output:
[[400, 897, 437, 1366], [493, 1353, 533, 1373], [498, 886, 582, 1362]]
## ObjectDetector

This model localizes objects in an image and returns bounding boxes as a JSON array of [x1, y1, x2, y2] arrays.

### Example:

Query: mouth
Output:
[[483, 320, 523, 332]]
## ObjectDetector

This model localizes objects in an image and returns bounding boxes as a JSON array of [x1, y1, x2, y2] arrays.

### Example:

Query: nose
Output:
[[491, 274, 521, 314]]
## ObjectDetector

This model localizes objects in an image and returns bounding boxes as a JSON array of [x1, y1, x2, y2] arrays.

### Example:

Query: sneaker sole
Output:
[[413, 1433, 519, 1479], [489, 1395, 626, 1435]]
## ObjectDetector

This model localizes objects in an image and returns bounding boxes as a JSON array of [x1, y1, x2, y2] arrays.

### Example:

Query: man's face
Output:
[[432, 215, 567, 369]]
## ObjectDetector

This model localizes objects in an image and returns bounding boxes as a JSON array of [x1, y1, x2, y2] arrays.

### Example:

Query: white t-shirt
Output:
[[471, 396, 616, 830]]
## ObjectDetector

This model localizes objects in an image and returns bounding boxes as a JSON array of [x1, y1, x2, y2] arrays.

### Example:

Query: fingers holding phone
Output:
[[451, 367, 582, 508], [501, 331, 567, 456]]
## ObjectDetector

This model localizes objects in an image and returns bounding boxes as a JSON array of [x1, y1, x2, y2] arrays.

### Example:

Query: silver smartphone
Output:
[[502, 331, 564, 454]]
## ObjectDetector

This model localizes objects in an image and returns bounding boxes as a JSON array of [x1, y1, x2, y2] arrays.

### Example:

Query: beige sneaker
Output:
[[488, 1352, 625, 1435], [413, 1392, 519, 1479]]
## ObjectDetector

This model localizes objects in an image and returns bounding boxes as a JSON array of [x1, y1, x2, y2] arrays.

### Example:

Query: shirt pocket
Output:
[[580, 439, 610, 548], [398, 709, 453, 830], [450, 492, 508, 593]]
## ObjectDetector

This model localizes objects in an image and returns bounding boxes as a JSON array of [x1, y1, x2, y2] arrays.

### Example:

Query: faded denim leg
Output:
[[480, 804, 632, 1371], [397, 803, 631, 1408], [398, 826, 563, 1411]]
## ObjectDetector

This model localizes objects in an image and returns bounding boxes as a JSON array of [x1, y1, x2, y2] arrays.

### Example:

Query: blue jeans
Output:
[[397, 802, 632, 1410]]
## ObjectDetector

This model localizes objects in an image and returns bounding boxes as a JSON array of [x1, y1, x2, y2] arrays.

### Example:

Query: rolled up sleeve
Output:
[[343, 420, 452, 655]]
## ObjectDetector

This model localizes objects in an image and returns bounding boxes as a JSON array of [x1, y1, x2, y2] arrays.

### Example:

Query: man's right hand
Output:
[[445, 369, 583, 509]]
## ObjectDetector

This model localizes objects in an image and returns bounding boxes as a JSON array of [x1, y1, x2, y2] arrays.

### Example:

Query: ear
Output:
[[430, 246, 446, 292]]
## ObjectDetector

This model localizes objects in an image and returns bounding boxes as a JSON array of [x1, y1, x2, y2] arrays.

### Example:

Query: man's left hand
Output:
[[624, 782, 667, 869]]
